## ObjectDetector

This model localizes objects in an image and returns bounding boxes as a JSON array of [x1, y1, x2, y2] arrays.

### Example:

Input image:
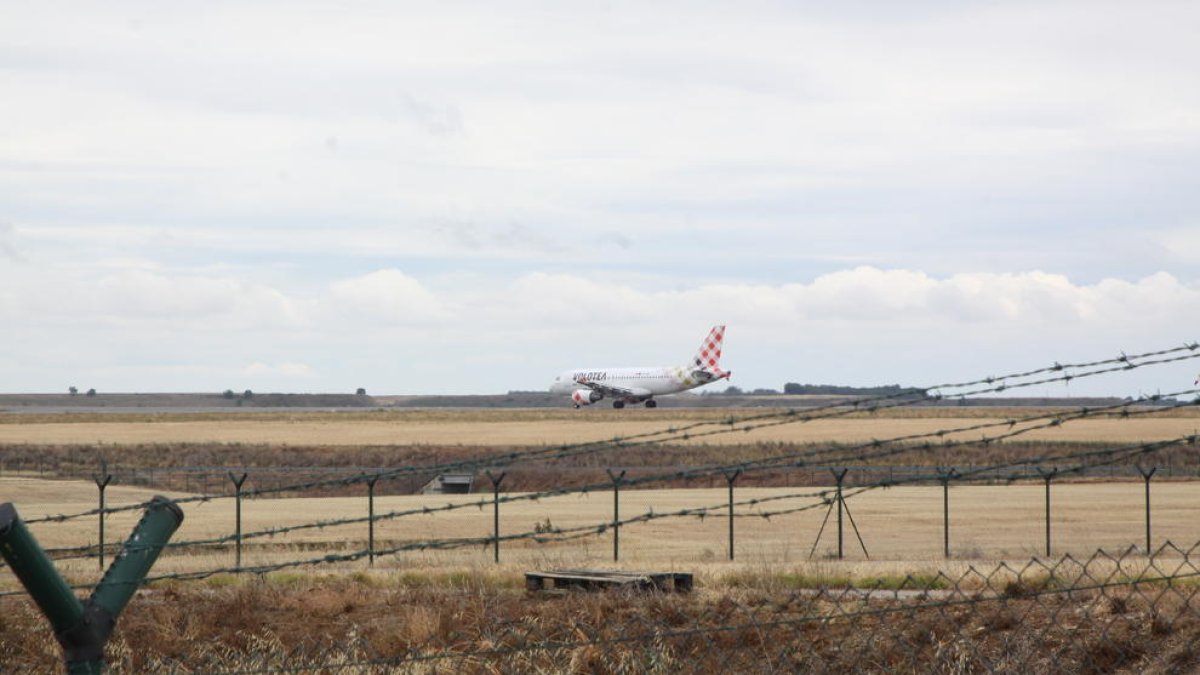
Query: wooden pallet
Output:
[[525, 569, 693, 593]]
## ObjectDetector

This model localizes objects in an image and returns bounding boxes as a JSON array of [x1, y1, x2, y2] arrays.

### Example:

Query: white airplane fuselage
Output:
[[549, 325, 731, 408], [549, 366, 708, 397]]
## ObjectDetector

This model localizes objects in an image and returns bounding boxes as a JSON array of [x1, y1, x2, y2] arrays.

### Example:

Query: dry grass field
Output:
[[0, 406, 1197, 446]]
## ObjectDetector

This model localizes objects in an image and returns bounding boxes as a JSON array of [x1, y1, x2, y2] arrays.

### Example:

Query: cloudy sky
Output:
[[3, 1, 1199, 396]]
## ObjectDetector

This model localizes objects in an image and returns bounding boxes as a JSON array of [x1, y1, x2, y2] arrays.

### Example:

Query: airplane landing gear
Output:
[[645, 399, 657, 408], [613, 400, 625, 409]]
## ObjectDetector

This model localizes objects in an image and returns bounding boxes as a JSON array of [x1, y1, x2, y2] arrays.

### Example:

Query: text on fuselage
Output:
[[574, 371, 607, 382]]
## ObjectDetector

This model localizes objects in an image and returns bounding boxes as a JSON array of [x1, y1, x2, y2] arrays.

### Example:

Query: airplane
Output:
[[549, 325, 732, 409]]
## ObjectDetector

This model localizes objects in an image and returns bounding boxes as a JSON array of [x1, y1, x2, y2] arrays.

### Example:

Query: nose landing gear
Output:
[[645, 399, 657, 408], [613, 400, 625, 409]]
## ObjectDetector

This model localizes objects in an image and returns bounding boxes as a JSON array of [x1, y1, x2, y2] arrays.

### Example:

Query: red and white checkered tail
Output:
[[692, 325, 730, 379]]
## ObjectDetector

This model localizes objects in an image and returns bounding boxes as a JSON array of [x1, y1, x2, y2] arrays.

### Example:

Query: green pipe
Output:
[[1, 497, 184, 674], [0, 502, 86, 633], [90, 496, 184, 620]]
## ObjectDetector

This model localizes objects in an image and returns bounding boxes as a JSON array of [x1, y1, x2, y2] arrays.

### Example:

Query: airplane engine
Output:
[[572, 389, 602, 406]]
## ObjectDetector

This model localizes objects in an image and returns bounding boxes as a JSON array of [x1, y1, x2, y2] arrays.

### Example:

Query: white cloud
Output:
[[243, 362, 314, 377], [0, 266, 307, 331], [325, 269, 451, 322], [482, 267, 1200, 331], [0, 222, 20, 260], [1149, 228, 1200, 264], [1, 263, 1197, 393]]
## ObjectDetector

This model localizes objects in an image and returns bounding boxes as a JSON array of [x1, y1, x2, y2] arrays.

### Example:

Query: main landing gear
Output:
[[612, 399, 657, 409]]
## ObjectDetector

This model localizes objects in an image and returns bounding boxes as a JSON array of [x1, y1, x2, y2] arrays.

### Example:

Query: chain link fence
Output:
[[1, 543, 1195, 672]]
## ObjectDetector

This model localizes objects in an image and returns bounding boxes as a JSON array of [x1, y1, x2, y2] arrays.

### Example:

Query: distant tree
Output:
[[751, 388, 779, 395], [356, 388, 367, 396], [86, 388, 96, 397], [776, 383, 924, 397], [723, 385, 744, 395], [222, 389, 235, 400], [69, 386, 78, 396], [242, 389, 253, 399]]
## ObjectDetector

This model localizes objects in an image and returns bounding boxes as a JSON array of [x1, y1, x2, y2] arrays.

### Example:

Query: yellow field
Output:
[[4, 476, 1197, 588], [0, 414, 1197, 446]]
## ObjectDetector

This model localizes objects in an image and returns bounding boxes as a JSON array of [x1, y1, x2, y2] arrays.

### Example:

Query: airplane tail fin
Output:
[[691, 325, 730, 380]]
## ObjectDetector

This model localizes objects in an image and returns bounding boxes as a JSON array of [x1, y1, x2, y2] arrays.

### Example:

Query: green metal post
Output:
[[726, 469, 741, 561], [832, 468, 848, 560], [939, 467, 957, 559], [607, 469, 626, 563], [367, 477, 378, 566], [486, 471, 506, 564], [1139, 466, 1157, 554], [0, 496, 184, 674], [90, 496, 185, 620], [228, 472, 248, 569], [93, 466, 112, 571], [1039, 467, 1057, 557], [0, 503, 85, 637]]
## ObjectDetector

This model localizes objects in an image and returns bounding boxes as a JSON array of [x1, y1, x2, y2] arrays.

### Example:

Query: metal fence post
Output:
[[486, 471, 506, 564], [1138, 465, 1157, 554], [831, 468, 848, 560], [228, 472, 248, 569], [0, 497, 184, 674], [608, 469, 626, 562], [938, 467, 957, 559], [367, 476, 379, 566], [726, 470, 742, 561], [1038, 467, 1057, 557], [93, 462, 113, 571]]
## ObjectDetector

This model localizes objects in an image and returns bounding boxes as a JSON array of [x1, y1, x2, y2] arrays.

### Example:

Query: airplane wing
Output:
[[575, 377, 652, 401]]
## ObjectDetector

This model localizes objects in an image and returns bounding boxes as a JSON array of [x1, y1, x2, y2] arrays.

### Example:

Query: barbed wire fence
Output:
[[6, 387, 1199, 578], [3, 342, 1200, 672]]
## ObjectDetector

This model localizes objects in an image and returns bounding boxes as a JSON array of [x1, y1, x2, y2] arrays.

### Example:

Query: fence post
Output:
[[367, 476, 379, 566], [1038, 467, 1057, 557], [93, 461, 113, 571], [1, 497, 184, 674], [228, 472, 248, 569], [486, 471, 506, 564], [608, 469, 626, 563], [938, 467, 957, 559], [1138, 465, 1157, 555], [832, 468, 848, 560], [726, 470, 742, 561]]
